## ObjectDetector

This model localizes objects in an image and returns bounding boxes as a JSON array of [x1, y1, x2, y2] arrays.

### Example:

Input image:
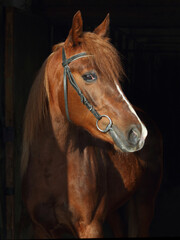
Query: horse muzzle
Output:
[[108, 125, 147, 153]]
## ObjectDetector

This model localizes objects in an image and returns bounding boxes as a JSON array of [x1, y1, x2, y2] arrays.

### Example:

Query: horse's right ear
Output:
[[65, 11, 83, 46]]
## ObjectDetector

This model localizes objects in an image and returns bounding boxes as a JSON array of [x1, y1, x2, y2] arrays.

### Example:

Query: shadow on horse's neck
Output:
[[48, 107, 114, 155], [66, 123, 113, 154]]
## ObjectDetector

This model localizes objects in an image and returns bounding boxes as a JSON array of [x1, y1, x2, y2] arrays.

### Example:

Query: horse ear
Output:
[[94, 13, 110, 38], [66, 10, 83, 46]]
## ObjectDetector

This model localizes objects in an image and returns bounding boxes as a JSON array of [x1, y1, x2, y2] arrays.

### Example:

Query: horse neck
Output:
[[48, 104, 111, 155], [47, 105, 70, 151]]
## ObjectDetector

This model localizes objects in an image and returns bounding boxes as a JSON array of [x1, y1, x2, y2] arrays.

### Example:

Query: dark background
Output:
[[0, 0, 180, 238]]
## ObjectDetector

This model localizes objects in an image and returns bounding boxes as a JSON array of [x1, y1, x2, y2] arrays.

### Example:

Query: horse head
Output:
[[47, 11, 147, 153]]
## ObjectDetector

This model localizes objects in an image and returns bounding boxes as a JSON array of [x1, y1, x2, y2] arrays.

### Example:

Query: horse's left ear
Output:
[[66, 10, 83, 46], [94, 13, 110, 38]]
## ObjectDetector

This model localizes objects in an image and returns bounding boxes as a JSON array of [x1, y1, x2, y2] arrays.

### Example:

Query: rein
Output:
[[62, 47, 112, 133]]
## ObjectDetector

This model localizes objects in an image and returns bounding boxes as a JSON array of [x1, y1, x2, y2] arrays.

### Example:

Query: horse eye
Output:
[[82, 72, 97, 83]]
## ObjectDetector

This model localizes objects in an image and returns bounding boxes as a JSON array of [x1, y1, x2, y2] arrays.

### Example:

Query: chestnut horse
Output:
[[21, 11, 163, 238]]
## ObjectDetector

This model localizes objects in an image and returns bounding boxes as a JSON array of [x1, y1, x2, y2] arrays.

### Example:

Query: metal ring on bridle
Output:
[[96, 115, 113, 133]]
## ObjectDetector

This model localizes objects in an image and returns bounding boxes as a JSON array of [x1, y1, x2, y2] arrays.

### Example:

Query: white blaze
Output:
[[114, 82, 148, 141]]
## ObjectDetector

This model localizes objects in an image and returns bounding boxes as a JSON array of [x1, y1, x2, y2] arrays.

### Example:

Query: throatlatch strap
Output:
[[62, 48, 101, 122]]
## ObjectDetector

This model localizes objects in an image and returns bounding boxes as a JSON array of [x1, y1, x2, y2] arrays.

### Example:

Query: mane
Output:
[[21, 59, 49, 177], [21, 32, 125, 177]]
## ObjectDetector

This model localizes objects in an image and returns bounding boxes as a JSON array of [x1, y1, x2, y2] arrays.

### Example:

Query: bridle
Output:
[[62, 47, 113, 133]]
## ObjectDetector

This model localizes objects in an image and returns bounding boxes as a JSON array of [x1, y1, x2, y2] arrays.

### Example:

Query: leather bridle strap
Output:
[[62, 47, 112, 133]]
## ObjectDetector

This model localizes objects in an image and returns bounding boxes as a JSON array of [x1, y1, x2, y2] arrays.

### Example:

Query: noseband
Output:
[[62, 47, 112, 133]]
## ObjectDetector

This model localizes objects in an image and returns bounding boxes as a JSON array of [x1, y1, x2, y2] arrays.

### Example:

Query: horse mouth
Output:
[[108, 125, 145, 153]]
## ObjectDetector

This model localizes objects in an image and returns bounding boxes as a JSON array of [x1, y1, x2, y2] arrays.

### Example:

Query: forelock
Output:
[[81, 32, 125, 83]]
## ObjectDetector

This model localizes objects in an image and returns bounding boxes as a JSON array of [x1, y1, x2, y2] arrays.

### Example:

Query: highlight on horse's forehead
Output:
[[81, 32, 125, 83]]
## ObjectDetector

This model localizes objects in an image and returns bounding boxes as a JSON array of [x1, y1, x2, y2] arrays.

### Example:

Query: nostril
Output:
[[128, 127, 140, 146]]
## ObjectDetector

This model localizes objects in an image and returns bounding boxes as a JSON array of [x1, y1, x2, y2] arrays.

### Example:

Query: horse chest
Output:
[[107, 152, 145, 209], [66, 147, 107, 194]]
